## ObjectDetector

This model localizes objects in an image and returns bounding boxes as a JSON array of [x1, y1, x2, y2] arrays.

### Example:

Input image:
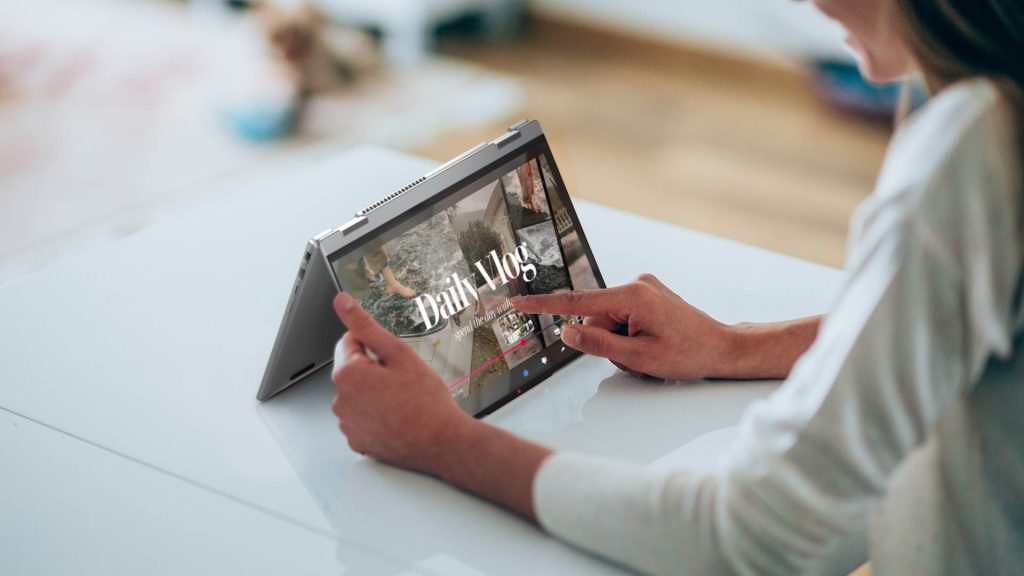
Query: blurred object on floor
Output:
[[314, 0, 525, 63], [223, 0, 380, 142], [415, 16, 892, 268], [808, 59, 928, 121], [0, 0, 521, 286], [256, 0, 377, 92]]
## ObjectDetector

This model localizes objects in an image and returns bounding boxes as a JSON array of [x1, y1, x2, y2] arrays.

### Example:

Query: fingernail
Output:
[[338, 292, 355, 311], [562, 326, 581, 347]]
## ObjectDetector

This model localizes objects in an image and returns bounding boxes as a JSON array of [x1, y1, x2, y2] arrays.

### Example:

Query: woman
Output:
[[330, 0, 1024, 573]]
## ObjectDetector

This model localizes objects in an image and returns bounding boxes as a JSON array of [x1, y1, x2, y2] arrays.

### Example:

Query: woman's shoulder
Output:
[[855, 78, 1019, 258], [903, 78, 1003, 140], [879, 78, 1012, 200]]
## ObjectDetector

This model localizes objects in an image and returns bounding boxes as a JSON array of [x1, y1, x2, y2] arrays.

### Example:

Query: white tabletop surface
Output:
[[1, 145, 852, 574]]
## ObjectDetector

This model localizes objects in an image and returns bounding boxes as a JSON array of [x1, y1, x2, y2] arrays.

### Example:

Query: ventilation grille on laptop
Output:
[[356, 176, 427, 217]]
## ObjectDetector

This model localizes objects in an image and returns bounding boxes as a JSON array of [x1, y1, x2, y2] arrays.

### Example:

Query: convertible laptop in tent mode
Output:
[[257, 120, 607, 417]]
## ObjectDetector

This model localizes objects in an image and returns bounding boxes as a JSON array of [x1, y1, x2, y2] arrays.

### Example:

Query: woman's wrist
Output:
[[720, 322, 765, 378], [416, 411, 480, 478], [715, 317, 822, 380], [427, 414, 552, 521], [708, 322, 750, 379]]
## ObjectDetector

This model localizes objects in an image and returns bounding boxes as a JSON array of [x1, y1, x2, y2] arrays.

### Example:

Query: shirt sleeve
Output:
[[533, 193, 1002, 575]]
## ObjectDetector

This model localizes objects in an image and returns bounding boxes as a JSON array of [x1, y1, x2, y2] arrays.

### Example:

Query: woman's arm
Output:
[[331, 284, 819, 522], [330, 269, 825, 519], [332, 200, 994, 575], [526, 217, 983, 575]]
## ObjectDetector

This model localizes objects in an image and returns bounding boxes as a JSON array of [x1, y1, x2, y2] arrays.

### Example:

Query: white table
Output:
[[0, 146, 858, 574]]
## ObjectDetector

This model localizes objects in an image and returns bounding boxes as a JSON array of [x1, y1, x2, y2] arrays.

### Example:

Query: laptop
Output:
[[257, 120, 607, 416]]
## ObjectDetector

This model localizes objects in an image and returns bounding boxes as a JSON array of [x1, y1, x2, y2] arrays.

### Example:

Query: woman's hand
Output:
[[514, 274, 822, 381], [330, 292, 553, 520], [331, 293, 473, 474], [512, 274, 736, 381]]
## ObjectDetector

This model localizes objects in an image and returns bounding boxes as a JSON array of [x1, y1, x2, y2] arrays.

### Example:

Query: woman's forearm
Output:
[[717, 315, 822, 380], [433, 418, 552, 522]]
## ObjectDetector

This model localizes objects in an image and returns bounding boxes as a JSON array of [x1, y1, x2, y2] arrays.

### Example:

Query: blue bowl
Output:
[[222, 102, 299, 143]]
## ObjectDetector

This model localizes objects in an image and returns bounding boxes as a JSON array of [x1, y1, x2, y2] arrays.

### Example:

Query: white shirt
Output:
[[533, 79, 1024, 575]]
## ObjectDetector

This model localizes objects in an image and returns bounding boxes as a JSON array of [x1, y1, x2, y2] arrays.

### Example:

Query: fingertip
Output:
[[334, 292, 355, 314], [511, 295, 532, 312], [561, 324, 582, 348], [331, 298, 404, 364], [332, 293, 345, 318]]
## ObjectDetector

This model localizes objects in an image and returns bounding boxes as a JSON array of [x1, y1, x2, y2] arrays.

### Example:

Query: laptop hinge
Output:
[[492, 130, 521, 148], [339, 217, 367, 235]]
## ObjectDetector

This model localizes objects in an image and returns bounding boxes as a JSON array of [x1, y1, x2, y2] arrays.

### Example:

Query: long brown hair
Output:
[[894, 0, 1024, 223], [894, 0, 1024, 88]]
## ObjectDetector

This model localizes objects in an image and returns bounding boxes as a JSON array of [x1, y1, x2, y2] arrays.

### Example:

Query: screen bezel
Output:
[[324, 136, 607, 417]]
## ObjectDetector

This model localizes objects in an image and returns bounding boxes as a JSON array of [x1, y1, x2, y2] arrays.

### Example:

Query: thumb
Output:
[[333, 293, 405, 365], [561, 324, 643, 366]]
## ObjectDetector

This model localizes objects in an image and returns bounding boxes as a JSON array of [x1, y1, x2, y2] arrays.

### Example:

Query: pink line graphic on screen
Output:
[[448, 339, 527, 390]]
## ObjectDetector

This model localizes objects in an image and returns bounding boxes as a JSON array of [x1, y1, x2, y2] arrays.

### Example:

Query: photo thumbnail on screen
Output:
[[331, 154, 600, 404]]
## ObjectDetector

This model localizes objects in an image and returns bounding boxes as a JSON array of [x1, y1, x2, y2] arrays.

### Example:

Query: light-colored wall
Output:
[[530, 0, 849, 61]]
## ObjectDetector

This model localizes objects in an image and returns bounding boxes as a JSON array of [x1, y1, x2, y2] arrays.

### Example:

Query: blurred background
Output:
[[0, 0, 900, 286]]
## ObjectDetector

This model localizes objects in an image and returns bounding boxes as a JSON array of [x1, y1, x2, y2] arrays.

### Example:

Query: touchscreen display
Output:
[[328, 150, 602, 415]]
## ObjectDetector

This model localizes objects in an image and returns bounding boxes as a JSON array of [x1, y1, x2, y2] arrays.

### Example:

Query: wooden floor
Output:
[[412, 18, 893, 268]]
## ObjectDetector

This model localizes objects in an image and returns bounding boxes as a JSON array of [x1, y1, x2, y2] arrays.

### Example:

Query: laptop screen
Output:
[[326, 144, 603, 416]]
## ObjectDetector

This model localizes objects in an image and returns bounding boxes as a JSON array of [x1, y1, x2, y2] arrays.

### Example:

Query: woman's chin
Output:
[[848, 51, 907, 85], [859, 62, 909, 85], [845, 36, 910, 84]]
